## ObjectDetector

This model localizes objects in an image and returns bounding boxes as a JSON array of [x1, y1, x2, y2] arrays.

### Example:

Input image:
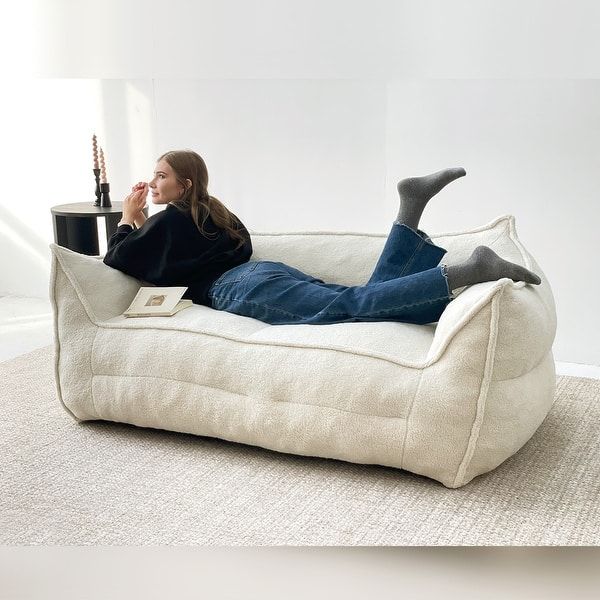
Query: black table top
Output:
[[51, 201, 125, 217]]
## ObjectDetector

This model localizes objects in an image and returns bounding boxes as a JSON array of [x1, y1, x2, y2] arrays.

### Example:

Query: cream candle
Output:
[[99, 147, 107, 183], [92, 134, 99, 169]]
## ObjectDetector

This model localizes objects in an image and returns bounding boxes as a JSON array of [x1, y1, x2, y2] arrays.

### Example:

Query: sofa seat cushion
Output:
[[103, 308, 437, 365]]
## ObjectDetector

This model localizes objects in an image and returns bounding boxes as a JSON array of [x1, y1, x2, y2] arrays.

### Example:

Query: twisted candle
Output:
[[99, 147, 107, 183], [92, 134, 99, 169]]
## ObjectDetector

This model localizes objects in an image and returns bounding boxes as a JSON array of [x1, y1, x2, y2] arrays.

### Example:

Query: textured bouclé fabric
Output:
[[49, 214, 557, 488]]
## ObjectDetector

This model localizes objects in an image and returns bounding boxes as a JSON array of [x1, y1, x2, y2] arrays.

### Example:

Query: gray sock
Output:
[[396, 167, 467, 231], [446, 245, 542, 291]]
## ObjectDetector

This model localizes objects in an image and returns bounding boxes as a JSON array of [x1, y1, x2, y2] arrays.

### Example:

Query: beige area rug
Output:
[[1, 345, 598, 546]]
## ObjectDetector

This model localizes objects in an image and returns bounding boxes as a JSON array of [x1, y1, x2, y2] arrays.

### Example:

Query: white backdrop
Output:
[[2, 0, 598, 367]]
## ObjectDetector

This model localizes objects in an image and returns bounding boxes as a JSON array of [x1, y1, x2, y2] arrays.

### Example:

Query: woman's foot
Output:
[[396, 167, 467, 231], [446, 245, 542, 291]]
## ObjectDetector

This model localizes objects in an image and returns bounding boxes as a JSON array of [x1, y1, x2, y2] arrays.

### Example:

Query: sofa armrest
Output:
[[427, 273, 556, 380], [426, 279, 505, 364], [49, 243, 142, 323]]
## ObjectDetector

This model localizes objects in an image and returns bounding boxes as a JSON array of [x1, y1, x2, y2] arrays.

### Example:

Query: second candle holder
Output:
[[100, 182, 112, 208]]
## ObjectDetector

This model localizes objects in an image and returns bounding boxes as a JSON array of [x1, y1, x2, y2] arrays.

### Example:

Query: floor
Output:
[[1, 295, 599, 379], [0, 296, 54, 362]]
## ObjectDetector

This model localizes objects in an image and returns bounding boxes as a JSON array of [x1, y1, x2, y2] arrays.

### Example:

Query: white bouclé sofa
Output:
[[48, 214, 557, 488]]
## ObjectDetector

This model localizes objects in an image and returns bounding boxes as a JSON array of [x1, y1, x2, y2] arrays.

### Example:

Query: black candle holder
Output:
[[93, 168, 101, 206], [100, 182, 112, 207]]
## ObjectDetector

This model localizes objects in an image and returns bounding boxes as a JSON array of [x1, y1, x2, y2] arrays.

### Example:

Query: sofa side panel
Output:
[[50, 255, 98, 421], [91, 325, 425, 469], [91, 372, 414, 470], [402, 302, 495, 489], [457, 350, 557, 486], [491, 278, 557, 381]]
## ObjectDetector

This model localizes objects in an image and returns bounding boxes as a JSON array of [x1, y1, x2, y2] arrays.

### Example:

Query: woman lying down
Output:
[[103, 149, 541, 326]]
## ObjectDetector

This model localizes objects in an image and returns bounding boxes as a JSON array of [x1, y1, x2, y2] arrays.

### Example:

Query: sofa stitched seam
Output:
[[50, 256, 82, 422], [400, 366, 425, 469], [93, 372, 408, 420], [452, 289, 502, 487], [485, 223, 510, 253], [248, 214, 511, 239], [96, 321, 432, 369], [52, 251, 102, 324], [89, 326, 99, 417]]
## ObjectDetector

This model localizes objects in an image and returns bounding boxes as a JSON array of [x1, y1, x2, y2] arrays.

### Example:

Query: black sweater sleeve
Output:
[[103, 216, 174, 283]]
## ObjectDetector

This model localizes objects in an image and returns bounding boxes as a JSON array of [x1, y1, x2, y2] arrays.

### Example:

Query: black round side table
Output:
[[51, 202, 150, 256]]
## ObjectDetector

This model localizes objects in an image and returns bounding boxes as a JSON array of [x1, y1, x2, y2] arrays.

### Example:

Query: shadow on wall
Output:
[[0, 204, 51, 299]]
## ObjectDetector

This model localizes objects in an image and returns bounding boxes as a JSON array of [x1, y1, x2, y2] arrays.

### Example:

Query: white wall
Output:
[[31, 0, 600, 79], [3, 0, 598, 366]]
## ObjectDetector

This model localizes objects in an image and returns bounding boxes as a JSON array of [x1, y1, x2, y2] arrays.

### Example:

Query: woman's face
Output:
[[148, 159, 191, 204]]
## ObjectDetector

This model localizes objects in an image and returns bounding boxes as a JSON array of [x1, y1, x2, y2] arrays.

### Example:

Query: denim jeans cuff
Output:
[[393, 220, 432, 244], [440, 262, 456, 300]]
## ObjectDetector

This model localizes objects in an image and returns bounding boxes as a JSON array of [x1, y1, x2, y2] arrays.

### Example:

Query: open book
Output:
[[123, 286, 193, 318]]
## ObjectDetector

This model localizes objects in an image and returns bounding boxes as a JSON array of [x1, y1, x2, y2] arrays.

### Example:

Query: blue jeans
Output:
[[207, 221, 455, 325]]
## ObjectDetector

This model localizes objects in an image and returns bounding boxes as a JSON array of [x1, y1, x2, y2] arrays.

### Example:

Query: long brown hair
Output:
[[158, 149, 248, 250]]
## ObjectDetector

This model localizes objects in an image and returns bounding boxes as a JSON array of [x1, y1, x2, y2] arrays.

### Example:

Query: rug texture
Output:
[[1, 345, 598, 545]]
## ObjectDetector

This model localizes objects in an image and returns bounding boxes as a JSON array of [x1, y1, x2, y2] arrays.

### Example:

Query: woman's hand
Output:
[[122, 182, 149, 222]]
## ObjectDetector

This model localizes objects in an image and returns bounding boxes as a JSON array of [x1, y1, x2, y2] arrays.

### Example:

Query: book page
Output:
[[124, 286, 188, 315]]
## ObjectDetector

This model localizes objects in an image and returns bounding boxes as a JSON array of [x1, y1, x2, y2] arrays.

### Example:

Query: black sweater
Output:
[[103, 203, 253, 307]]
